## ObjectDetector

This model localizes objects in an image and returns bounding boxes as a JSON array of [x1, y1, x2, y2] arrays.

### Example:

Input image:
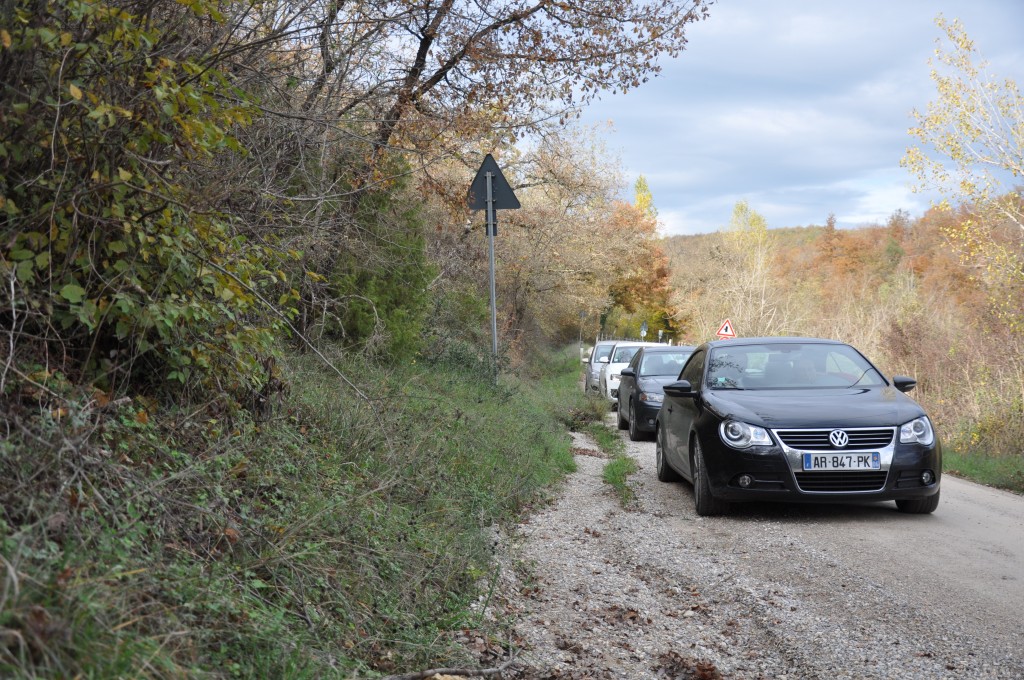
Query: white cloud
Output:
[[583, 0, 1024, 235]]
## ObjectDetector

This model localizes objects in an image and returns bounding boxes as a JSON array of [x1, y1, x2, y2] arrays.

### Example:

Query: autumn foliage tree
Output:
[[601, 178, 676, 340], [297, 0, 712, 154], [902, 15, 1024, 332]]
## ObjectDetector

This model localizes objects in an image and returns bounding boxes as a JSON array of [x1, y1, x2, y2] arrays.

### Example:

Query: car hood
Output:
[[704, 387, 926, 428]]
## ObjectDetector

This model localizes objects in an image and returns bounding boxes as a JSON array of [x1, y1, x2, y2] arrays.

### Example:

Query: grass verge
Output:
[[579, 402, 638, 507], [602, 454, 639, 506], [942, 450, 1024, 494], [0, 345, 586, 677]]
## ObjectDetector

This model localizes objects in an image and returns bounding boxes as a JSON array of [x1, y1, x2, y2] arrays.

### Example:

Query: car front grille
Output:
[[794, 470, 888, 492], [775, 427, 895, 450]]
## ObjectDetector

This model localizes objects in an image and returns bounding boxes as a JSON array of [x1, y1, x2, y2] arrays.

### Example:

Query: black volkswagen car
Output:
[[655, 338, 941, 516], [617, 345, 695, 441]]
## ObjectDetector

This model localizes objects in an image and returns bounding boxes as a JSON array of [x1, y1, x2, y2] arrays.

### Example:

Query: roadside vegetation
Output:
[[0, 345, 589, 677], [1, 0, 700, 674]]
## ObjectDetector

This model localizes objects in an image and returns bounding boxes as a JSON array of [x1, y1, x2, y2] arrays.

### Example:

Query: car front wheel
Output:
[[896, 490, 940, 514], [628, 401, 643, 441], [692, 437, 729, 516]]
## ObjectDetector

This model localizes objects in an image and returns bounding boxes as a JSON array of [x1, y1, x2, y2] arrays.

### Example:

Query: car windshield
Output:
[[612, 346, 641, 363], [707, 343, 887, 390], [639, 352, 691, 377]]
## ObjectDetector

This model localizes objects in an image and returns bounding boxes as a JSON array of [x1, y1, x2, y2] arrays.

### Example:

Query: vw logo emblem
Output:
[[829, 430, 849, 448]]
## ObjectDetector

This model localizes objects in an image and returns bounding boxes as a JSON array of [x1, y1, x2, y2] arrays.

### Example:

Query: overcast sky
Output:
[[578, 0, 1024, 236]]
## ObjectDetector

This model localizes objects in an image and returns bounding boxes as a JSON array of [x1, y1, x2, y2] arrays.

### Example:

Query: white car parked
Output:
[[584, 340, 619, 394], [600, 341, 665, 406]]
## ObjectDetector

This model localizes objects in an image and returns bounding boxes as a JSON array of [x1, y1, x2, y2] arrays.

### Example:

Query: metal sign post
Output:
[[467, 154, 521, 374], [486, 172, 498, 359]]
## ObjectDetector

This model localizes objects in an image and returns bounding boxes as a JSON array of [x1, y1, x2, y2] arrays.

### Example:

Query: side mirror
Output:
[[892, 375, 917, 393], [620, 367, 636, 378], [663, 380, 697, 399]]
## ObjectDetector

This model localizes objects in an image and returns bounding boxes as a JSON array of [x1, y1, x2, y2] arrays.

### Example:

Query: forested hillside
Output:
[[664, 200, 1024, 479], [0, 0, 702, 675]]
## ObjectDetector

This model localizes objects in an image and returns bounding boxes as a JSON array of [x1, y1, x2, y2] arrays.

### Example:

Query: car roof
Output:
[[610, 341, 664, 349], [639, 345, 695, 353], [702, 337, 845, 349]]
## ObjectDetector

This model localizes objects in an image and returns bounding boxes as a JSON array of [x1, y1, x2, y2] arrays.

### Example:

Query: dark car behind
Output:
[[617, 346, 695, 441]]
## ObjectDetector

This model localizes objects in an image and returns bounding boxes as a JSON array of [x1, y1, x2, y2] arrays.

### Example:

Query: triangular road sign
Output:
[[467, 154, 521, 210], [716, 319, 736, 339]]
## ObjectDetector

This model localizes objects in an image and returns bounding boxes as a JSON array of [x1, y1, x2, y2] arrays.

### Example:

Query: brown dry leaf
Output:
[[134, 409, 149, 424], [223, 527, 240, 544]]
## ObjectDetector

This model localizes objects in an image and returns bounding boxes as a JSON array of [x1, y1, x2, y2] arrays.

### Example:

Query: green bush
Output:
[[1, 0, 292, 396]]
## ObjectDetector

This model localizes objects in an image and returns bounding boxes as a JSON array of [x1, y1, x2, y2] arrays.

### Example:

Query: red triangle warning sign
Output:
[[716, 319, 736, 339]]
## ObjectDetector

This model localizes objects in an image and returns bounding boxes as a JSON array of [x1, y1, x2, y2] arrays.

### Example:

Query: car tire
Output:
[[616, 400, 628, 429], [655, 426, 680, 482], [692, 437, 729, 516], [896, 490, 940, 514], [628, 401, 642, 441]]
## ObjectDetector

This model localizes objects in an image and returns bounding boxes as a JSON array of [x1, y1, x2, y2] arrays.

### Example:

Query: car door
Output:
[[663, 350, 704, 474], [620, 350, 642, 408], [673, 350, 706, 480]]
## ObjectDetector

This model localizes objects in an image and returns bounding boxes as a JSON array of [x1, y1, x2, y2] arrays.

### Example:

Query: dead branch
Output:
[[381, 653, 518, 680]]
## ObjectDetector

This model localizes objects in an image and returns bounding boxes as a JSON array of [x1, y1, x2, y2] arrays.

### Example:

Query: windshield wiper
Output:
[[845, 368, 872, 388]]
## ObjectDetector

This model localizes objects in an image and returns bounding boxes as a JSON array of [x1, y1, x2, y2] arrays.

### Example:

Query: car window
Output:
[[627, 350, 642, 372], [640, 351, 692, 377], [612, 346, 641, 363], [680, 350, 705, 384], [592, 344, 614, 363], [706, 343, 887, 389]]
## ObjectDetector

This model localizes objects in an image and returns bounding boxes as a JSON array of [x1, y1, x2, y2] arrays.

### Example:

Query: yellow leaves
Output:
[[1, 29, 11, 49], [228, 459, 249, 477], [68, 83, 83, 100], [118, 167, 132, 181]]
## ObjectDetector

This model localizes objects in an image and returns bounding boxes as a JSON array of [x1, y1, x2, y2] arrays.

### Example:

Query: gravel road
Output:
[[482, 420, 1024, 679]]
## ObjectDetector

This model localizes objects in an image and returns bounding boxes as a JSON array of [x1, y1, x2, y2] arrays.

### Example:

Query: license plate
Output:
[[802, 452, 880, 471]]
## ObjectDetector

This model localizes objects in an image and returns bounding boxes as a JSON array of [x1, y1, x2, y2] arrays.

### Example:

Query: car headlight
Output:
[[719, 420, 772, 449], [639, 391, 663, 404], [900, 416, 934, 446]]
